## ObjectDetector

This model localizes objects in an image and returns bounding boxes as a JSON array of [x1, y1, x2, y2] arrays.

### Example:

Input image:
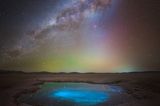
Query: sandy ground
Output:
[[0, 72, 160, 106]]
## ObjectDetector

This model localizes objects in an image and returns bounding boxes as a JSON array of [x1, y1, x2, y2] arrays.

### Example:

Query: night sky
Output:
[[0, 0, 159, 72]]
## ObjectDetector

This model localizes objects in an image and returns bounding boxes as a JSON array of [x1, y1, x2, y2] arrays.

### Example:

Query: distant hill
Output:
[[0, 70, 25, 74], [0, 70, 160, 74]]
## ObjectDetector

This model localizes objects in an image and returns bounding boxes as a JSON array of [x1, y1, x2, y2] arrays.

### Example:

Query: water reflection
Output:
[[51, 88, 109, 105], [19, 82, 124, 106]]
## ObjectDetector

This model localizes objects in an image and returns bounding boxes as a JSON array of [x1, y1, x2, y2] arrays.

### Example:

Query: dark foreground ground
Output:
[[0, 71, 160, 106]]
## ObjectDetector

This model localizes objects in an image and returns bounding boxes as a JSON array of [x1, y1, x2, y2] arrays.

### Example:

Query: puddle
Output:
[[18, 82, 125, 106]]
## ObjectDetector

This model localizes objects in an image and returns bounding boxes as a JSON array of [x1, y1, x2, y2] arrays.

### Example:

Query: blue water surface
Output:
[[51, 88, 109, 105], [19, 82, 124, 106]]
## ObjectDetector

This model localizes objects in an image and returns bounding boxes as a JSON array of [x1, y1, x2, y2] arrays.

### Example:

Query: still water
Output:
[[19, 82, 124, 106]]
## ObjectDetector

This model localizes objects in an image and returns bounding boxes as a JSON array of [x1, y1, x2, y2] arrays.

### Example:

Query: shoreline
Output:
[[15, 80, 124, 105]]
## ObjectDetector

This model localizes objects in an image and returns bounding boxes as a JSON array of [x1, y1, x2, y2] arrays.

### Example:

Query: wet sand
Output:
[[0, 72, 160, 106]]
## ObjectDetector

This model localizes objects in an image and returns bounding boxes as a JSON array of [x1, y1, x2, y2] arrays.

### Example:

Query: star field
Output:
[[0, 0, 159, 72]]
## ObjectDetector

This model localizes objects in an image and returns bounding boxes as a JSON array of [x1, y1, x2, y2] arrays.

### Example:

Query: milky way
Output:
[[31, 0, 112, 50], [0, 0, 159, 72]]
